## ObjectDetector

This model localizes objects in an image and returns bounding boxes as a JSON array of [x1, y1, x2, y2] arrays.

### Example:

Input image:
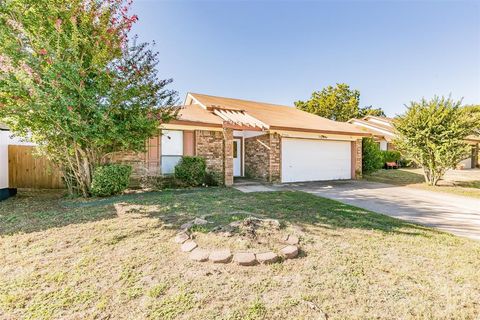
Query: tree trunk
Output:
[[422, 167, 432, 185]]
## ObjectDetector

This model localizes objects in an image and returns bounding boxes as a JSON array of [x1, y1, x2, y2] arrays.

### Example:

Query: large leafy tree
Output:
[[295, 83, 385, 121], [0, 0, 178, 196], [462, 105, 480, 135], [359, 105, 386, 118], [393, 96, 475, 186]]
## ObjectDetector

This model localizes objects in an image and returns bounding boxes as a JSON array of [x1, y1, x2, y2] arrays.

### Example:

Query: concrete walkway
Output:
[[284, 180, 480, 241]]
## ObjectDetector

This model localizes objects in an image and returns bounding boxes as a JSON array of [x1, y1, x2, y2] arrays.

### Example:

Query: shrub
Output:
[[381, 150, 401, 163], [91, 164, 132, 197], [204, 172, 222, 186], [174, 156, 206, 186], [362, 137, 383, 174]]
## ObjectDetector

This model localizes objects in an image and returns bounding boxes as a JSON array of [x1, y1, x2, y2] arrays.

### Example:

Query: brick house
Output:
[[117, 93, 369, 186]]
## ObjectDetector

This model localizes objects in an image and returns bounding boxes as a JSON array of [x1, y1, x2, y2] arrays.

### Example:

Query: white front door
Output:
[[233, 138, 242, 177]]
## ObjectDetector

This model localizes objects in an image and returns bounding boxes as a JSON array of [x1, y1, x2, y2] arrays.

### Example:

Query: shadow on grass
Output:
[[0, 187, 434, 237], [364, 169, 425, 186], [455, 181, 480, 189]]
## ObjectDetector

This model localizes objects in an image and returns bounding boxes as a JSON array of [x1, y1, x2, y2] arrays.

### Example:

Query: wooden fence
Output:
[[8, 145, 64, 189]]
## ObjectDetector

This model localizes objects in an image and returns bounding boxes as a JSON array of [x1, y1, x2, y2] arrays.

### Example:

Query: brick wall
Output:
[[351, 139, 362, 179], [387, 142, 396, 151], [194, 129, 233, 185], [195, 130, 224, 175], [244, 134, 270, 180], [223, 129, 234, 186], [244, 133, 281, 183], [269, 133, 281, 183], [105, 151, 147, 187]]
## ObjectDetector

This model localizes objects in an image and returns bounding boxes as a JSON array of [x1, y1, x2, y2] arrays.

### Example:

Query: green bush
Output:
[[362, 138, 384, 174], [91, 164, 132, 197], [204, 171, 222, 186], [174, 156, 206, 186], [382, 150, 401, 163]]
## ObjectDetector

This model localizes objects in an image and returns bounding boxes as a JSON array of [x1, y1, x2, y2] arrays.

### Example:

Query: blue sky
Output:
[[131, 0, 480, 117]]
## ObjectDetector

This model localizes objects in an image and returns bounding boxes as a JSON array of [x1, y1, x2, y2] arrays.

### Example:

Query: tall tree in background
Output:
[[0, 0, 178, 197], [359, 105, 386, 118], [295, 83, 386, 121], [393, 96, 475, 186], [462, 105, 480, 135]]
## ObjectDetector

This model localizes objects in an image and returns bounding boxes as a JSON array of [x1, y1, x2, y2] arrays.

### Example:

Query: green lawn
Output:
[[365, 168, 480, 198], [1, 188, 480, 319]]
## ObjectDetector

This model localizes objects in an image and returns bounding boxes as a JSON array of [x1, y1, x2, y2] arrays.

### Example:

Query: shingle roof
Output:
[[174, 104, 224, 126], [186, 93, 367, 136], [349, 118, 395, 134]]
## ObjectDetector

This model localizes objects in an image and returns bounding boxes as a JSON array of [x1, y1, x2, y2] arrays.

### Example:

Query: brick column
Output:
[[269, 133, 281, 183], [351, 139, 362, 179], [223, 128, 234, 186]]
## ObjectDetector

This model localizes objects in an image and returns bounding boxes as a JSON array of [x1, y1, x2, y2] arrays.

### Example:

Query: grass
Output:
[[365, 168, 480, 198], [1, 188, 480, 319]]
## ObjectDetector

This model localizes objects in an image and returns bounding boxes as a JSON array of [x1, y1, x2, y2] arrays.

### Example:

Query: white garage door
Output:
[[281, 138, 352, 183]]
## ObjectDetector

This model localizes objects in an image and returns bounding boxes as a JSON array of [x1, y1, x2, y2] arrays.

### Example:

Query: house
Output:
[[0, 123, 10, 199], [114, 93, 369, 186], [348, 116, 395, 151], [348, 116, 480, 169], [0, 123, 38, 199]]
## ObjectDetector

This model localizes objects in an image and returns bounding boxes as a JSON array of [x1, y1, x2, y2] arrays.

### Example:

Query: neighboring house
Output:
[[115, 93, 368, 186], [0, 123, 37, 199], [348, 116, 396, 151], [348, 116, 480, 169], [0, 123, 10, 199]]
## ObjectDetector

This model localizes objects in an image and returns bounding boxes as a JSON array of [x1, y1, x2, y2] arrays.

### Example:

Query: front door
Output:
[[233, 138, 242, 177]]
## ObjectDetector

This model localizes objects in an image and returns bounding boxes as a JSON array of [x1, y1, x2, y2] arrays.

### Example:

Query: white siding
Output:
[[459, 157, 472, 169], [0, 131, 9, 189], [281, 138, 351, 183], [379, 140, 388, 151]]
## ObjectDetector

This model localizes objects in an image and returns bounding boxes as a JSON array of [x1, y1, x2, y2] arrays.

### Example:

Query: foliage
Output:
[[0, 0, 178, 197], [204, 171, 222, 186], [359, 105, 386, 117], [462, 104, 480, 135], [393, 96, 476, 186], [382, 150, 401, 163], [174, 156, 207, 187], [295, 83, 386, 121], [362, 138, 384, 173], [90, 164, 132, 197]]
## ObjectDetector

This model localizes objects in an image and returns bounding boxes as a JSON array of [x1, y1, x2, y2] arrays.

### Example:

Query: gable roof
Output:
[[181, 93, 367, 136], [348, 116, 396, 141]]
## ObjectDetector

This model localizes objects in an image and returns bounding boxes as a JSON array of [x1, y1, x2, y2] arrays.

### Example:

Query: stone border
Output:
[[173, 231, 300, 266]]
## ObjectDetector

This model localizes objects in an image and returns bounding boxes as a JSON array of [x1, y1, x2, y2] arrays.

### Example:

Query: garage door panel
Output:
[[281, 138, 351, 183]]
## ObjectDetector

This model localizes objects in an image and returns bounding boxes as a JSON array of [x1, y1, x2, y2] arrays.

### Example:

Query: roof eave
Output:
[[270, 126, 371, 136]]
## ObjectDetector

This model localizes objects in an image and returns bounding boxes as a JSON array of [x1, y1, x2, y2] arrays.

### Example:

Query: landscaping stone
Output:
[[285, 235, 299, 245], [256, 251, 279, 264], [280, 245, 299, 259], [209, 249, 232, 263], [193, 218, 208, 225], [233, 252, 257, 266], [180, 222, 193, 230], [181, 240, 197, 252], [219, 231, 233, 237], [189, 248, 209, 262], [174, 232, 189, 244]]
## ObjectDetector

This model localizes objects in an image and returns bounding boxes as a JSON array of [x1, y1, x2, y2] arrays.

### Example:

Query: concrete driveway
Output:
[[284, 180, 480, 241]]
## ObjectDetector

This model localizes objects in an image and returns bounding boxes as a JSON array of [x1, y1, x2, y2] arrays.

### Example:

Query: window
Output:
[[161, 130, 183, 174]]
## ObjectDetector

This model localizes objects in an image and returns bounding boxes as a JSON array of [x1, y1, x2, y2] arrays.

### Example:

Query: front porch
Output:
[[231, 130, 281, 184]]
